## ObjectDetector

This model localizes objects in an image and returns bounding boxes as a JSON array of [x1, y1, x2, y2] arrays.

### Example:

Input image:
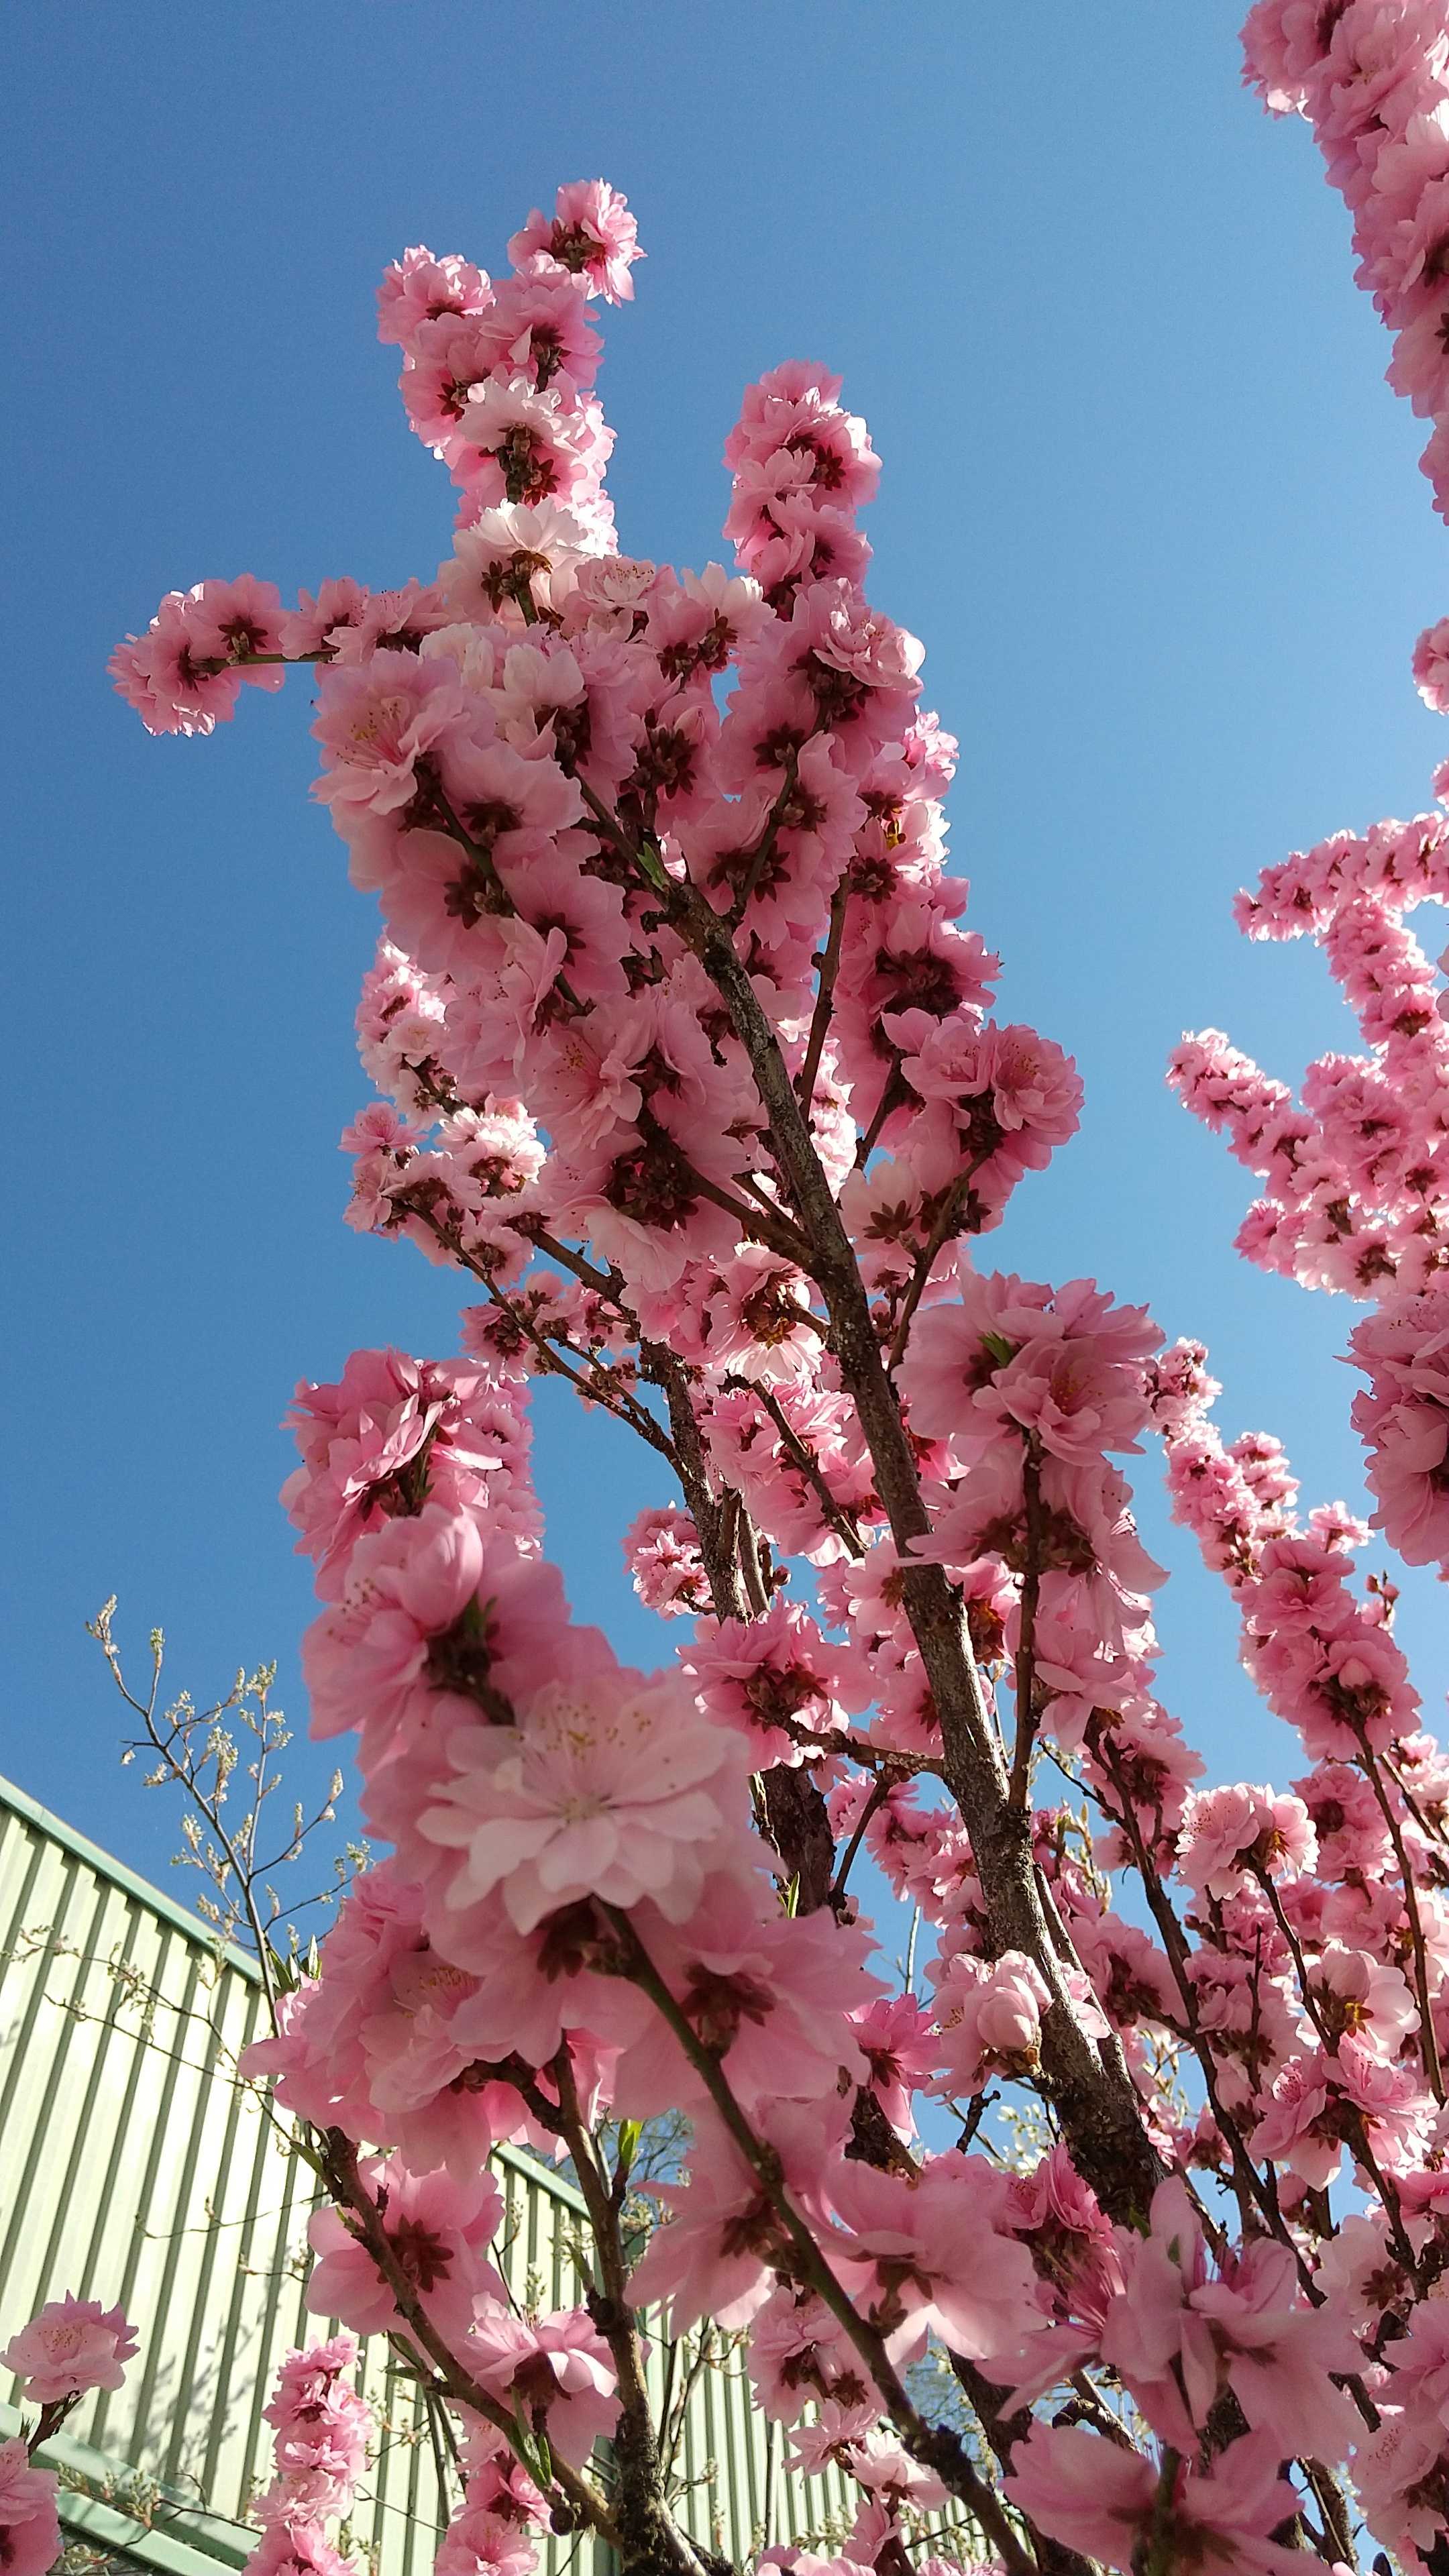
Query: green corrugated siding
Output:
[[0, 1776, 977, 2573]]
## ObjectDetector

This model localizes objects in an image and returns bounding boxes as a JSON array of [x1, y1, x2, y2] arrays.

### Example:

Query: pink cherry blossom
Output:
[[248, 2522, 355, 2576], [307, 2161, 502, 2341], [1099, 2179, 1358, 2461], [508, 181, 642, 304], [435, 2499, 537, 2576], [108, 115, 1449, 2570], [929, 1950, 1051, 2097], [1006, 2424, 1301, 2575], [0, 2443, 62, 2576], [824, 2151, 1047, 2371], [466, 2307, 617, 2465], [623, 1507, 711, 1618], [418, 1663, 749, 1933], [1, 2294, 138, 2406], [1175, 1778, 1318, 1899]]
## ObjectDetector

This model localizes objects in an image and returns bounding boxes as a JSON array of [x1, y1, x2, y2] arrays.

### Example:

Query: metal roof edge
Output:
[[0, 2401, 252, 2573], [494, 2138, 588, 2217], [0, 1770, 259, 1982], [56, 2483, 252, 2576]]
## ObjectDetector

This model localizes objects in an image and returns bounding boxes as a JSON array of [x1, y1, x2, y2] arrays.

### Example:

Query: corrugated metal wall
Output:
[[0, 1776, 934, 2576]]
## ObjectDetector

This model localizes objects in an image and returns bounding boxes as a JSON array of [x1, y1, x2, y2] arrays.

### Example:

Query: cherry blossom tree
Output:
[[56, 9, 1449, 2573]]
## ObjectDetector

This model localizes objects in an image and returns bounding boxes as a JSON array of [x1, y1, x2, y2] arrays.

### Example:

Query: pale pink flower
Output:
[[824, 2151, 1046, 2370], [701, 1247, 820, 1387], [1352, 2395, 1449, 2567], [852, 1993, 937, 2141], [434, 2501, 537, 2576], [418, 1666, 748, 1931], [0, 2442, 61, 2576], [629, 2106, 841, 2337], [1307, 1942, 1419, 2057], [109, 578, 287, 735], [1387, 2288, 1449, 2443], [831, 2426, 945, 2510], [898, 1264, 1157, 1461], [282, 1348, 517, 1597], [466, 2307, 617, 2465], [1248, 2052, 1341, 2189], [1175, 1780, 1316, 1899], [302, 1501, 488, 1757], [262, 2337, 370, 2506], [930, 1949, 1051, 2096], [1351, 1292, 1449, 1562], [623, 1507, 710, 1618], [745, 2291, 864, 2422], [681, 1597, 863, 1768], [784, 2398, 879, 2479], [1, 2293, 138, 2406], [307, 2161, 502, 2341], [453, 2453, 546, 2528], [991, 1329, 1155, 1464], [611, 1878, 878, 2116], [312, 650, 478, 818], [443, 502, 595, 623], [248, 2524, 354, 2576], [376, 246, 491, 352], [508, 181, 643, 304], [1006, 2424, 1301, 2574], [264, 2334, 360, 2422], [1099, 2180, 1358, 2461]]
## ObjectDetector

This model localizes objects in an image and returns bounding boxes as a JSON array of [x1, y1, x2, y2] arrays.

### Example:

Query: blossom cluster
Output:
[[1169, 808, 1449, 1307], [246, 2337, 372, 2576], [108, 103, 1449, 2576], [1242, 0, 1449, 521], [1170, 800, 1449, 1597], [0, 2295, 139, 2576]]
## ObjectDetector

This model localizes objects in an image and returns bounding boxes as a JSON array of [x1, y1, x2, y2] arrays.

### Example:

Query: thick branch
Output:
[[666, 873, 1163, 2220]]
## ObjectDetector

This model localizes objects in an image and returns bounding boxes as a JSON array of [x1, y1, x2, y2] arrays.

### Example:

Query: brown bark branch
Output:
[[661, 869, 1163, 2222]]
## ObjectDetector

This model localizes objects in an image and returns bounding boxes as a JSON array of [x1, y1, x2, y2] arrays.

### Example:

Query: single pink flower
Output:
[[417, 1666, 749, 1931], [1006, 2423, 1301, 2574], [306, 2161, 503, 2341], [466, 2306, 617, 2466], [0, 2441, 61, 2576], [930, 1949, 1051, 2096], [1, 2294, 138, 2406]]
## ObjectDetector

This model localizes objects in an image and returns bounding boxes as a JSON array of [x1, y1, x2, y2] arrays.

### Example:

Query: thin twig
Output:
[[1351, 1719, 1446, 2104]]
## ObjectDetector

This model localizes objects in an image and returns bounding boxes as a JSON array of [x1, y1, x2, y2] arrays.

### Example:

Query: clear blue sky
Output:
[[3, 2, 1446, 1897]]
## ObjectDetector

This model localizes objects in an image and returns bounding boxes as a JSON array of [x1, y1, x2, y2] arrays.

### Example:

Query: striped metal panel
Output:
[[0, 1777, 983, 2573], [0, 1779, 589, 2576]]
